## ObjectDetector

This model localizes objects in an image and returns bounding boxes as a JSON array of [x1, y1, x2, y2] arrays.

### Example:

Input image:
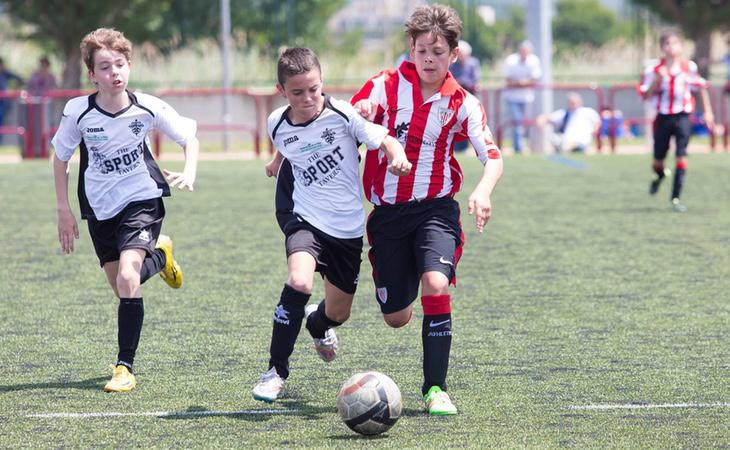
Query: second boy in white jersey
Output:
[[252, 47, 410, 403]]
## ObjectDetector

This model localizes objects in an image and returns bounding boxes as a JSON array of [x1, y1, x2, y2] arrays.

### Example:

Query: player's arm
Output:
[[53, 155, 79, 254], [164, 135, 199, 191], [379, 135, 411, 176], [699, 87, 715, 131], [464, 102, 503, 233], [152, 98, 199, 191], [642, 66, 666, 98], [265, 149, 284, 177]]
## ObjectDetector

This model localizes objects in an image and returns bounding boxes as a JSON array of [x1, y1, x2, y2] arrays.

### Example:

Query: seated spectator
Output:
[[537, 92, 600, 153]]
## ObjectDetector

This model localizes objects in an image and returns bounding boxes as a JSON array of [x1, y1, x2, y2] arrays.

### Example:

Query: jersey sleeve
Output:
[[463, 95, 501, 164], [638, 65, 656, 97], [50, 100, 82, 161], [147, 96, 196, 147], [348, 107, 389, 151], [687, 61, 707, 91]]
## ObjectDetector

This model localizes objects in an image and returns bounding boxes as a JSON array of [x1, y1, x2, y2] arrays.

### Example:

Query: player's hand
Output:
[[163, 169, 195, 191], [354, 100, 377, 122], [468, 188, 492, 234], [387, 155, 412, 176], [57, 209, 79, 254], [265, 158, 282, 177]]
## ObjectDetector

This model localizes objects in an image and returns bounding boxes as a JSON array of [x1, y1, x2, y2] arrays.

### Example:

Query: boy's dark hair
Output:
[[80, 28, 132, 72], [277, 47, 321, 85], [405, 4, 462, 50], [659, 29, 681, 47]]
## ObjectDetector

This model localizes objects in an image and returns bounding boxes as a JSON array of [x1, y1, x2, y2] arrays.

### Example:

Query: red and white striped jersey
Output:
[[638, 58, 707, 115], [352, 61, 501, 206]]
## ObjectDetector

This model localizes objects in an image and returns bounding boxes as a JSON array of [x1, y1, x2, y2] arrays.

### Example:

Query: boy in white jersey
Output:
[[639, 30, 714, 212], [252, 47, 410, 403], [352, 4, 503, 415], [52, 28, 199, 392]]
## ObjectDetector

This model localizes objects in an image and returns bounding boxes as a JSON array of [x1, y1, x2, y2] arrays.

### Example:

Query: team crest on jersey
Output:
[[395, 121, 410, 140], [129, 119, 144, 136], [376, 287, 388, 304], [139, 230, 151, 242], [437, 107, 455, 126], [321, 128, 336, 145]]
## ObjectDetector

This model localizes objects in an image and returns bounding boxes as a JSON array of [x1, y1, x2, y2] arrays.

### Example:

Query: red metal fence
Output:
[[3, 82, 728, 159]]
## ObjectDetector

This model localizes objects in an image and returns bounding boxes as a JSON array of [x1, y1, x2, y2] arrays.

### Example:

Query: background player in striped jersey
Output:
[[52, 28, 199, 392], [639, 30, 714, 212], [251, 47, 410, 403], [352, 4, 503, 415]]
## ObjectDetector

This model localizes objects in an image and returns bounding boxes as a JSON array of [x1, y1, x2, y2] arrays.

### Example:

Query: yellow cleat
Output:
[[104, 365, 137, 393], [156, 234, 183, 289]]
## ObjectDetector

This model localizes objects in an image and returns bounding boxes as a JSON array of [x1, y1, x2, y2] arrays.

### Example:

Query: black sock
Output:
[[117, 297, 144, 371], [654, 166, 666, 179], [672, 167, 686, 200], [268, 284, 310, 379], [422, 313, 452, 396], [305, 300, 342, 339], [140, 249, 166, 284]]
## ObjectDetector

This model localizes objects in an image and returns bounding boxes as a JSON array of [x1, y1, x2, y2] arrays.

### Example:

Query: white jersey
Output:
[[52, 91, 196, 220], [269, 96, 388, 239]]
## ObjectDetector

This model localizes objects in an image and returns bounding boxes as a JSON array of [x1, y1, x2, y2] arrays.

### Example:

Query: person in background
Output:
[[501, 41, 541, 154], [0, 57, 24, 128], [28, 56, 57, 97], [639, 29, 714, 213], [449, 40, 481, 152], [537, 92, 600, 153]]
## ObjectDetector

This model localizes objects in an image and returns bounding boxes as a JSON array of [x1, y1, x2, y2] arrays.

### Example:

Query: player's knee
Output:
[[286, 274, 313, 294], [116, 267, 140, 289], [421, 272, 449, 295], [652, 160, 664, 172], [383, 308, 412, 328]]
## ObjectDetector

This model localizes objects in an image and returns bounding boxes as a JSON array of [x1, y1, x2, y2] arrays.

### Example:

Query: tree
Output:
[[553, 0, 618, 54], [0, 0, 345, 89], [0, 0, 174, 88], [630, 0, 730, 78]]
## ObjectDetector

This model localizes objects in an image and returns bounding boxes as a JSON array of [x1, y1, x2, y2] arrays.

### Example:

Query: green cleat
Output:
[[671, 198, 687, 213], [423, 386, 457, 416]]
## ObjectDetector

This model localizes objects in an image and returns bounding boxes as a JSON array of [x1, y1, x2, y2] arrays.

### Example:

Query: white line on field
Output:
[[26, 409, 298, 419], [569, 402, 730, 411]]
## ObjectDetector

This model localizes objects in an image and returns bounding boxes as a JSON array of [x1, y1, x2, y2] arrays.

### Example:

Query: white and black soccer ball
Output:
[[336, 371, 402, 435]]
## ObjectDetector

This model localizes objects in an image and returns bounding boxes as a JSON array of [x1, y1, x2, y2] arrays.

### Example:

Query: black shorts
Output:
[[366, 197, 464, 314], [87, 198, 165, 267], [653, 113, 691, 160], [284, 220, 363, 295]]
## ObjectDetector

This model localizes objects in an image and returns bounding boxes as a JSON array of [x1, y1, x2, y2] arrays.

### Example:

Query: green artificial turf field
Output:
[[0, 153, 728, 448]]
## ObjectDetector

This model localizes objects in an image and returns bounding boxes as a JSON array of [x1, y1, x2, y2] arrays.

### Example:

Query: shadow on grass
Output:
[[160, 399, 332, 422], [0, 377, 107, 392]]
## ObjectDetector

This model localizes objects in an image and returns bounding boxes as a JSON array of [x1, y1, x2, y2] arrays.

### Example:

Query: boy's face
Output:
[[89, 48, 130, 95], [411, 33, 458, 90], [277, 69, 324, 123], [661, 35, 682, 58]]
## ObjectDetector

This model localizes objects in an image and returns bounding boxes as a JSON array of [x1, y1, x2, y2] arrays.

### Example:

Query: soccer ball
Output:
[[336, 371, 402, 435]]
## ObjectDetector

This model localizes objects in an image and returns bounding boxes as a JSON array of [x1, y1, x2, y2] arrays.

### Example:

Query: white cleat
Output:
[[252, 367, 284, 403], [305, 303, 338, 362]]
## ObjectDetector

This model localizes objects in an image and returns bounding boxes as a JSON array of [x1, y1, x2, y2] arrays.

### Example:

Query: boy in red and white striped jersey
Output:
[[639, 30, 714, 212], [352, 4, 503, 415]]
